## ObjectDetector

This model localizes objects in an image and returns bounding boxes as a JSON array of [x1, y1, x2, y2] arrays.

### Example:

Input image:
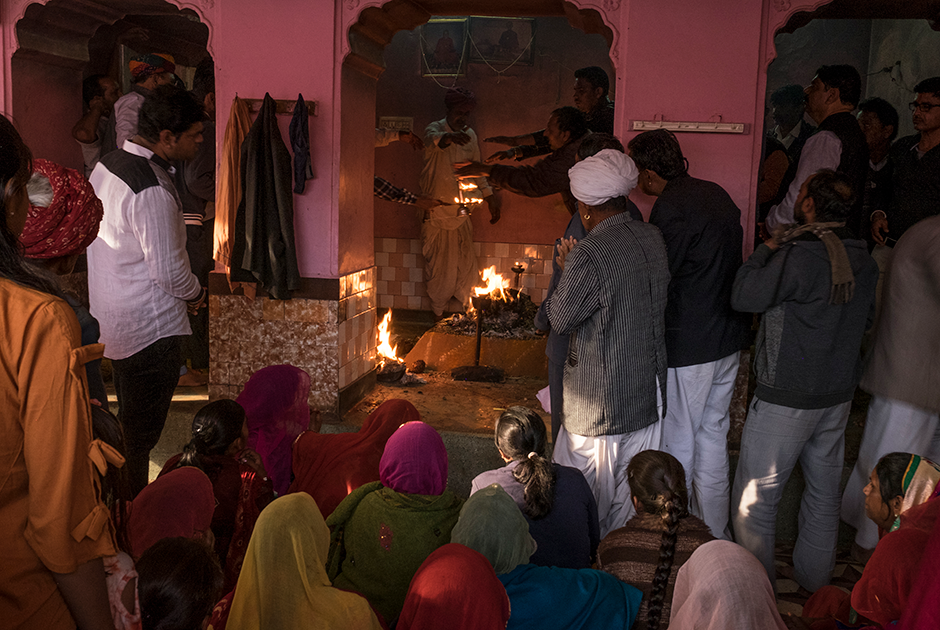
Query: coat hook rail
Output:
[[242, 98, 318, 116]]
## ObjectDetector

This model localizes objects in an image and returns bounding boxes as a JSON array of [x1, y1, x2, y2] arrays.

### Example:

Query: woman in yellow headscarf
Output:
[[226, 493, 384, 630]]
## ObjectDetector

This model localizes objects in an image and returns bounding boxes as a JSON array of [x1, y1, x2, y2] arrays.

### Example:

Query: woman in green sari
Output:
[[326, 421, 463, 624]]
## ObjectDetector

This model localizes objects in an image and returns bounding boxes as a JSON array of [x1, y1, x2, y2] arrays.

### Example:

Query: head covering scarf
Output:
[[379, 421, 448, 496], [128, 53, 175, 81], [236, 365, 311, 495], [127, 467, 215, 559], [20, 159, 103, 259], [567, 149, 639, 207], [289, 399, 420, 517], [444, 87, 476, 110], [450, 483, 536, 575], [898, 455, 940, 515], [774, 221, 856, 304], [668, 540, 787, 630], [227, 493, 382, 630], [398, 543, 510, 630]]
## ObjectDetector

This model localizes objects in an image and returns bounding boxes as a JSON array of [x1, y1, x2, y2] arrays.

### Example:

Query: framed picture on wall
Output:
[[420, 17, 468, 77], [468, 16, 535, 66]]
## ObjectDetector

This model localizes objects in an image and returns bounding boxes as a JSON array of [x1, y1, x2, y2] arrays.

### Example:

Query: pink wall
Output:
[[11, 52, 83, 170], [0, 0, 829, 279], [214, 0, 340, 278], [374, 17, 614, 245], [618, 0, 766, 245]]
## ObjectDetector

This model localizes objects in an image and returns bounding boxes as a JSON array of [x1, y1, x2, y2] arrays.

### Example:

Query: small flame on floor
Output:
[[376, 311, 402, 364]]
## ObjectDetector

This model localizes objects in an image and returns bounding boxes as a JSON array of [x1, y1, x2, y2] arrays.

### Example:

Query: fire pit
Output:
[[375, 310, 406, 383], [400, 265, 548, 379]]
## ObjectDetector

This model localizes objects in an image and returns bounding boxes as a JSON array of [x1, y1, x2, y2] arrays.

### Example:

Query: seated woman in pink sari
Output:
[[235, 364, 311, 496], [160, 400, 275, 591], [803, 453, 940, 629], [289, 399, 419, 518]]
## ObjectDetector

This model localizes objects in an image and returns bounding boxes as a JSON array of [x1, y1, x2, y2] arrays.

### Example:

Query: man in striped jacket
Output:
[[547, 148, 671, 537]]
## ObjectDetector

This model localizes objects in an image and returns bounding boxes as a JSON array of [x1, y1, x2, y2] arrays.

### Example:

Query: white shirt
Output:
[[113, 90, 145, 149], [765, 130, 842, 230], [419, 118, 493, 203], [88, 140, 202, 360], [773, 120, 807, 150]]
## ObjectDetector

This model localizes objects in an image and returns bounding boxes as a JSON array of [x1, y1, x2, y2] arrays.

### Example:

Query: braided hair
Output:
[[627, 450, 690, 630], [177, 399, 246, 472], [495, 406, 557, 519]]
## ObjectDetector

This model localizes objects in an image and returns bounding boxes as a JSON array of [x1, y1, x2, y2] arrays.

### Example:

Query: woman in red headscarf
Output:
[[126, 467, 216, 560], [325, 421, 464, 625], [289, 399, 420, 518], [398, 543, 510, 630], [160, 399, 275, 592]]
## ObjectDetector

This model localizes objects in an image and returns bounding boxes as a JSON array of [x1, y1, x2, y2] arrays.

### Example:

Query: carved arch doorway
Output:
[[5, 0, 212, 168], [336, 0, 623, 281]]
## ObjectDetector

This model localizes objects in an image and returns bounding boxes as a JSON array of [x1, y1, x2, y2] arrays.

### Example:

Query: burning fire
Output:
[[455, 181, 484, 206], [473, 266, 511, 301], [376, 311, 402, 365]]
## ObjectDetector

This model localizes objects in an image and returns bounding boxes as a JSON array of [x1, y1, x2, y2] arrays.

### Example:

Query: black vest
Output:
[[817, 111, 869, 236]]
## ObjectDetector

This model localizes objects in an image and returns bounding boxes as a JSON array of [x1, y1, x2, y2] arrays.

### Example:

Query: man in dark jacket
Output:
[[731, 170, 877, 594], [455, 106, 588, 214], [628, 129, 751, 541], [765, 65, 868, 237]]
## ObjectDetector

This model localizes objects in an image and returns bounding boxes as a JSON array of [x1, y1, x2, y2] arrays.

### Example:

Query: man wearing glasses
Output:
[[870, 77, 940, 247]]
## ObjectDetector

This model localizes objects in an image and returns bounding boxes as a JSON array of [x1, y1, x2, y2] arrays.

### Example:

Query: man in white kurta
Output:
[[419, 87, 500, 317]]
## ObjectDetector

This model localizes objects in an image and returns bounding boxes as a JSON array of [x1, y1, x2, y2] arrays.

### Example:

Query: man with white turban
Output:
[[628, 130, 751, 540], [546, 145, 671, 537], [534, 134, 643, 444]]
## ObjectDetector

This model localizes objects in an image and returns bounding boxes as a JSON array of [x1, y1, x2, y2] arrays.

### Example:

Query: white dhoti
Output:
[[553, 380, 665, 538], [662, 351, 740, 539], [421, 205, 477, 316], [554, 422, 663, 538]]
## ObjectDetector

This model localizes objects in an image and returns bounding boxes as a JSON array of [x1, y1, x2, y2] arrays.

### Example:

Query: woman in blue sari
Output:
[[451, 484, 641, 630]]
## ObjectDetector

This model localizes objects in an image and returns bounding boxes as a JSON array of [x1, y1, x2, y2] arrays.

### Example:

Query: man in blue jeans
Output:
[[88, 85, 207, 494], [730, 169, 877, 593]]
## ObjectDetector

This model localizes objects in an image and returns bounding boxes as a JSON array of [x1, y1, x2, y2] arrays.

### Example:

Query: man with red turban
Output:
[[21, 158, 106, 403]]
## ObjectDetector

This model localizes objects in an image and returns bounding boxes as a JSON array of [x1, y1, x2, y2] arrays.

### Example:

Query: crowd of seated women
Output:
[[3, 111, 939, 630]]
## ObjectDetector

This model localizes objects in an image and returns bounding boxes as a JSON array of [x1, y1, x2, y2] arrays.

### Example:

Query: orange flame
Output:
[[473, 266, 511, 300], [376, 311, 402, 364]]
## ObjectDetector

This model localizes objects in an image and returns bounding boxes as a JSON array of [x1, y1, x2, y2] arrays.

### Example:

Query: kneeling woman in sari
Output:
[[326, 421, 463, 624], [160, 400, 275, 591], [397, 543, 510, 630], [225, 493, 384, 630], [290, 399, 419, 518], [803, 453, 940, 629], [452, 484, 642, 630]]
